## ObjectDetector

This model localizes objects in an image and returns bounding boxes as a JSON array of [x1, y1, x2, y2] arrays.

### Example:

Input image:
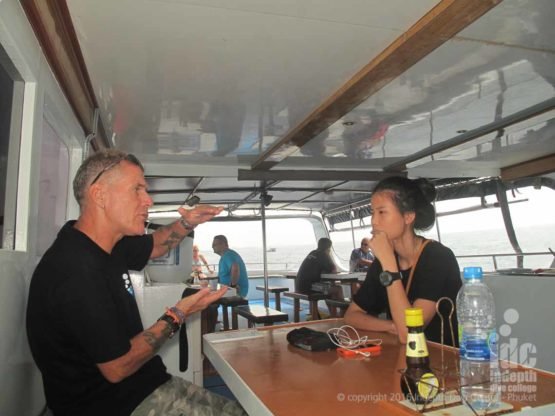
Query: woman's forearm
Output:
[[344, 308, 395, 333]]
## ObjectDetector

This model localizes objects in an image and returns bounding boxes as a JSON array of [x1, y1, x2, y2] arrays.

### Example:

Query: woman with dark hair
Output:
[[344, 177, 461, 346]]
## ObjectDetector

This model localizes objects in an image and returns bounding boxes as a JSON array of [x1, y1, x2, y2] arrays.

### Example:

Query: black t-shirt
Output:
[[352, 240, 461, 346], [296, 249, 335, 293], [26, 221, 170, 416]]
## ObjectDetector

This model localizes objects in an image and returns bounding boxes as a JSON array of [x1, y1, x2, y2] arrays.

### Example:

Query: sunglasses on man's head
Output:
[[90, 153, 140, 186]]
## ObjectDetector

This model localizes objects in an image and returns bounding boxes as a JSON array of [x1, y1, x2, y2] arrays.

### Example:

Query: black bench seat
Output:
[[325, 298, 351, 318], [283, 291, 329, 322]]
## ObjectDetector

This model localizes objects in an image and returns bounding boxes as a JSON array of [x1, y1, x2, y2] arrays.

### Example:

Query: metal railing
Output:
[[453, 251, 554, 272], [209, 262, 297, 274], [208, 251, 554, 276]]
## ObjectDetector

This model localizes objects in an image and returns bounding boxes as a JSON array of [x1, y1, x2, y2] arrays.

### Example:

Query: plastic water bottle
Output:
[[456, 266, 500, 410]]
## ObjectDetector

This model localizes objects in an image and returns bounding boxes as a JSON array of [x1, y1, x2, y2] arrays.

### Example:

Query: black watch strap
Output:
[[158, 313, 181, 338], [380, 271, 402, 287]]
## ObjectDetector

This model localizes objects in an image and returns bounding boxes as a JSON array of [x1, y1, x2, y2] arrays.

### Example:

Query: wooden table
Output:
[[321, 272, 366, 283], [203, 319, 555, 416], [255, 285, 289, 311]]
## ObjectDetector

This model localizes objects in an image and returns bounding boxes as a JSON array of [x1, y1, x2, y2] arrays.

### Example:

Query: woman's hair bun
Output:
[[414, 178, 436, 204]]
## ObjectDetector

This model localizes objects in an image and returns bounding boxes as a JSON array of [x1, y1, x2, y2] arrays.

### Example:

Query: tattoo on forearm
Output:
[[143, 327, 171, 352], [160, 230, 183, 251]]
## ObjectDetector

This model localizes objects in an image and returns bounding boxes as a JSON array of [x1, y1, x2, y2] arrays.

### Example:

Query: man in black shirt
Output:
[[26, 150, 245, 416], [296, 237, 337, 294]]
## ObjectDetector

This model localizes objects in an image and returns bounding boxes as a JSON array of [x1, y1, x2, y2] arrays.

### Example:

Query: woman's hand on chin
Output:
[[369, 230, 396, 266]]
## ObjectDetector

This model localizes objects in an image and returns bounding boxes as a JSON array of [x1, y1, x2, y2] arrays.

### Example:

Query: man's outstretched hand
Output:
[[178, 205, 224, 227], [175, 285, 228, 317]]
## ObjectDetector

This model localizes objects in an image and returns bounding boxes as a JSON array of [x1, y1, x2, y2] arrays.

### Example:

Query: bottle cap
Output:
[[405, 307, 424, 327], [463, 266, 483, 280]]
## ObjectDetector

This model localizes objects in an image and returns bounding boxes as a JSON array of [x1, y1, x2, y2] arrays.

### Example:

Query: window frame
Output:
[[0, 45, 24, 251]]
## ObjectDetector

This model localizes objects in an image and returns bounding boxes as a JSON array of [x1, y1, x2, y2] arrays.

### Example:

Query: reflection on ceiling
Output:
[[61, 0, 555, 212]]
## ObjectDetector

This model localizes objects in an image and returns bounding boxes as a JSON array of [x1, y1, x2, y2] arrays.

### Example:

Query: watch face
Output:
[[379, 271, 392, 286]]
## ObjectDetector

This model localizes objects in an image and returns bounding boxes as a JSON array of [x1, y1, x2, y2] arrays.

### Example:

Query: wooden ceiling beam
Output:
[[501, 154, 555, 181], [251, 0, 503, 170], [21, 0, 109, 149]]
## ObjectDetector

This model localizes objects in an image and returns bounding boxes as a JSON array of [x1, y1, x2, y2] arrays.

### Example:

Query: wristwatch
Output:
[[179, 217, 196, 231], [379, 271, 402, 287], [157, 313, 181, 338]]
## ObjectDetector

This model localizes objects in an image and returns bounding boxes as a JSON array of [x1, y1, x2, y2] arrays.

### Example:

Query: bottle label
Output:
[[459, 327, 497, 361], [406, 332, 429, 358], [417, 373, 439, 401]]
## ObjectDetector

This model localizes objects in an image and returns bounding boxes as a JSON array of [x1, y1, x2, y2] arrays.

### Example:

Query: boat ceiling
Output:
[[56, 1, 555, 213]]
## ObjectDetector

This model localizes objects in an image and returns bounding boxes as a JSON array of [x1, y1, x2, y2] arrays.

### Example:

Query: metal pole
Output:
[[495, 180, 523, 268], [434, 201, 442, 243], [349, 205, 356, 249], [261, 199, 269, 308]]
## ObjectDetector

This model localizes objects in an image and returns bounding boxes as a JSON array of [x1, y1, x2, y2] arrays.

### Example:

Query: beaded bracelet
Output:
[[169, 306, 187, 325]]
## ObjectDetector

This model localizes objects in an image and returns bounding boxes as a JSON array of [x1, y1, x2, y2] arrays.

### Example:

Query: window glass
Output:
[[506, 185, 555, 269], [435, 186, 555, 270], [435, 197, 509, 270], [37, 119, 69, 255]]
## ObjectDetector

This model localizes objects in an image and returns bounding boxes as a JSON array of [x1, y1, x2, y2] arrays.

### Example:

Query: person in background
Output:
[[26, 149, 245, 416], [349, 237, 375, 272], [212, 235, 249, 298], [296, 237, 337, 294], [344, 176, 461, 346], [192, 244, 214, 277]]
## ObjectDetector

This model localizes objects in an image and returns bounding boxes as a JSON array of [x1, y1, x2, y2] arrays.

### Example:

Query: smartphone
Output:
[[337, 342, 382, 358]]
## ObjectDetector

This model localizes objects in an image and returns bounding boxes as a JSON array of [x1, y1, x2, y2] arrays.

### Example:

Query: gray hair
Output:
[[73, 149, 143, 207]]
